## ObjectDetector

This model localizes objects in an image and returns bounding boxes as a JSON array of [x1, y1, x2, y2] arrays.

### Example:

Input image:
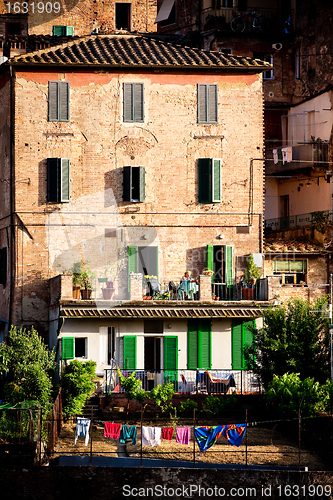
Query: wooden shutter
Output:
[[223, 244, 234, 286], [197, 84, 207, 123], [60, 159, 70, 202], [187, 319, 198, 369], [206, 244, 214, 283], [164, 336, 178, 371], [212, 159, 221, 202], [198, 158, 212, 203], [232, 321, 242, 369], [62, 337, 74, 360], [242, 320, 255, 369], [123, 83, 133, 122], [123, 335, 136, 369], [134, 83, 144, 122], [48, 82, 59, 121], [198, 320, 211, 369], [53, 26, 65, 36], [0, 247, 7, 286], [123, 166, 131, 201], [138, 166, 145, 202], [207, 84, 218, 123], [59, 82, 70, 122], [65, 26, 74, 36], [47, 158, 60, 202], [128, 245, 138, 296]]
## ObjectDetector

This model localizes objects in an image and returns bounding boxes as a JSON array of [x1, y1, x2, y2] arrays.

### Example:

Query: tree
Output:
[[60, 360, 96, 419], [0, 326, 56, 413], [245, 298, 330, 388]]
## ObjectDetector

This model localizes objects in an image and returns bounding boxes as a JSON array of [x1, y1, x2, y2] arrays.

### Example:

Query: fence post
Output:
[[140, 406, 143, 468], [193, 408, 196, 469], [90, 405, 93, 466], [39, 408, 42, 466], [298, 409, 301, 471], [245, 409, 248, 469]]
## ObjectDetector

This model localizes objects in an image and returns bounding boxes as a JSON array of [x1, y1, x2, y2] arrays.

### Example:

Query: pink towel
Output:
[[162, 427, 174, 440], [104, 422, 121, 439], [176, 427, 191, 445]]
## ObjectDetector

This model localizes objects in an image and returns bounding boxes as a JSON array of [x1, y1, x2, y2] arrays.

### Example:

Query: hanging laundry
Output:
[[104, 422, 121, 440], [142, 426, 161, 447], [176, 427, 191, 445], [74, 417, 90, 446], [119, 424, 137, 445], [162, 427, 174, 440], [273, 148, 283, 165], [282, 147, 292, 163], [195, 424, 246, 453]]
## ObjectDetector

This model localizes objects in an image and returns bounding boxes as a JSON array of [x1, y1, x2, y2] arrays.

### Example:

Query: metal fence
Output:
[[104, 369, 262, 396], [265, 211, 333, 232]]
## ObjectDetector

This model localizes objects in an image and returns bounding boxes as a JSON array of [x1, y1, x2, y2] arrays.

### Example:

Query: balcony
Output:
[[265, 211, 333, 232], [265, 142, 329, 175], [201, 7, 285, 35]]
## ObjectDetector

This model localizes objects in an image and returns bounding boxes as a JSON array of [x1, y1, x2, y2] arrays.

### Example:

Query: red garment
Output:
[[162, 427, 174, 440], [104, 422, 121, 439]]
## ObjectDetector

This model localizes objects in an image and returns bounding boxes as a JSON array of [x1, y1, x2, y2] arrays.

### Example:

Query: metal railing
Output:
[[265, 211, 333, 232], [201, 7, 283, 33], [104, 368, 262, 396]]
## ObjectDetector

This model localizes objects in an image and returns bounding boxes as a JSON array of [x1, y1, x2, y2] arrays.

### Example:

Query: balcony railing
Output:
[[201, 7, 284, 34], [265, 211, 333, 232], [104, 368, 262, 396]]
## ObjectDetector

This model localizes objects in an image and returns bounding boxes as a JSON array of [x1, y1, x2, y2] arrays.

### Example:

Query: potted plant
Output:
[[79, 263, 96, 300], [71, 262, 82, 299], [242, 253, 261, 300]]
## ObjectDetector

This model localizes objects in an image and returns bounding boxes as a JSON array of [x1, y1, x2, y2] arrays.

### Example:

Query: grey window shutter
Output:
[[48, 82, 59, 121], [47, 158, 60, 202], [197, 84, 207, 123], [60, 159, 70, 202], [138, 166, 145, 202], [59, 82, 70, 122], [212, 158, 221, 202], [123, 83, 133, 122], [123, 166, 131, 201], [198, 158, 212, 203], [134, 83, 144, 122], [0, 247, 7, 286], [208, 84, 218, 123]]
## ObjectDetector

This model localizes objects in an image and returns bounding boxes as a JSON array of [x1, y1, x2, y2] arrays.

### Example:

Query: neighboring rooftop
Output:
[[264, 238, 328, 254], [7, 33, 271, 70]]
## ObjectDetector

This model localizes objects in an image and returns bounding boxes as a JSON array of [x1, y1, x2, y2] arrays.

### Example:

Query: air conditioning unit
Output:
[[272, 43, 283, 50]]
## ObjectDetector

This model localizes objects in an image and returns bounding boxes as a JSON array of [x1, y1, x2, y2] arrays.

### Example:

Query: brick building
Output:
[[0, 33, 271, 389]]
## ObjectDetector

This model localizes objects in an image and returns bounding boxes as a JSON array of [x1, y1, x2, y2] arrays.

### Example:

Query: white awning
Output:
[[154, 0, 175, 23]]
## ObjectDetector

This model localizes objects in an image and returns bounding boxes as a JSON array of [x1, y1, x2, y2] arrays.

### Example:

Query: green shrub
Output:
[[60, 360, 96, 419], [149, 382, 174, 411], [203, 393, 237, 416], [179, 399, 198, 414]]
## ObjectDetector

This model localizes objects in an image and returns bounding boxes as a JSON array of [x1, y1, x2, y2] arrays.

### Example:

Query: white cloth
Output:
[[142, 426, 161, 447], [74, 417, 91, 446], [282, 147, 292, 164]]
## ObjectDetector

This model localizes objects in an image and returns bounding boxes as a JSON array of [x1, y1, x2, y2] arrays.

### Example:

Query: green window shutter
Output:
[[223, 245, 234, 286], [123, 166, 131, 201], [232, 321, 242, 369], [60, 159, 70, 202], [128, 245, 138, 296], [198, 320, 211, 369], [134, 83, 144, 122], [123, 335, 136, 369], [138, 166, 145, 202], [0, 247, 7, 286], [206, 244, 214, 283], [212, 159, 221, 202], [207, 84, 218, 123], [164, 336, 178, 371], [65, 26, 74, 36], [197, 84, 207, 123], [62, 337, 74, 360], [48, 82, 59, 121], [59, 82, 70, 122], [53, 26, 65, 36], [242, 320, 255, 369], [188, 319, 198, 369], [123, 83, 133, 122], [47, 158, 60, 202], [198, 158, 212, 203]]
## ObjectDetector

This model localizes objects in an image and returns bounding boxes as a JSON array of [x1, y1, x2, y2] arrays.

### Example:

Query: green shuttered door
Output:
[[188, 320, 198, 369], [123, 335, 136, 370], [232, 320, 255, 369], [188, 319, 211, 369], [164, 336, 178, 371]]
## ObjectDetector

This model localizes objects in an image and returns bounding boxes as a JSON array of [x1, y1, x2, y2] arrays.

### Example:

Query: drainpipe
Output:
[[9, 64, 15, 329]]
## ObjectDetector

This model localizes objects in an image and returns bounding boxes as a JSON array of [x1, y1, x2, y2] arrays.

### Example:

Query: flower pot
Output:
[[72, 285, 81, 299], [215, 296, 219, 301], [102, 288, 115, 300], [81, 288, 92, 300], [242, 288, 255, 300]]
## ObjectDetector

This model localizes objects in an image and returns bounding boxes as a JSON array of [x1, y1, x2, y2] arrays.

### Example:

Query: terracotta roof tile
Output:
[[9, 34, 271, 71]]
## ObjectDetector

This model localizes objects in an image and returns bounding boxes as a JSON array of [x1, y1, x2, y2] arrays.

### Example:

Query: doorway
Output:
[[144, 337, 161, 390]]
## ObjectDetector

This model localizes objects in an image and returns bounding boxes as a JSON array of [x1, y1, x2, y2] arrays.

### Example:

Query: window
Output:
[[253, 53, 274, 79], [123, 166, 145, 202], [197, 84, 218, 124], [0, 247, 7, 286], [47, 158, 71, 203], [207, 244, 234, 299], [128, 245, 158, 296], [144, 320, 163, 334], [155, 0, 176, 25], [48, 81, 70, 122], [188, 319, 211, 370], [198, 158, 222, 203], [115, 3, 131, 30], [295, 47, 300, 79], [123, 83, 144, 122], [6, 22, 21, 36], [108, 326, 115, 365], [61, 337, 87, 360], [52, 26, 74, 36], [75, 338, 87, 358], [232, 320, 255, 369], [273, 260, 307, 284]]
